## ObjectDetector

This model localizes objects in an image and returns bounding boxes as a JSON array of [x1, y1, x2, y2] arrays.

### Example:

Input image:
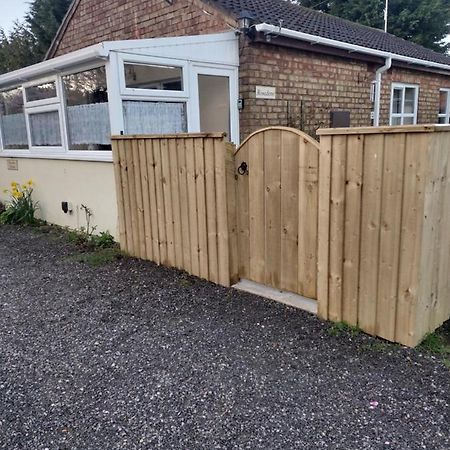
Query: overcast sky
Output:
[[0, 0, 30, 32]]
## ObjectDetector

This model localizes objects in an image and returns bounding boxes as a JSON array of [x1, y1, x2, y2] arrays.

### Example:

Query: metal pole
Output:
[[384, 0, 389, 32]]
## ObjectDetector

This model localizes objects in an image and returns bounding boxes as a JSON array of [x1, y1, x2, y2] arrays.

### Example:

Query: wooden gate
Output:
[[234, 127, 319, 299]]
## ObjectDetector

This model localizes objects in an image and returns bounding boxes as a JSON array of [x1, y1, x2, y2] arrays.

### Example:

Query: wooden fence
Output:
[[112, 126, 450, 347], [317, 125, 450, 347], [112, 133, 237, 287]]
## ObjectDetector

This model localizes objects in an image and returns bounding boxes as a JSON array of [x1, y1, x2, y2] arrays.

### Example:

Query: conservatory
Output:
[[0, 32, 239, 235]]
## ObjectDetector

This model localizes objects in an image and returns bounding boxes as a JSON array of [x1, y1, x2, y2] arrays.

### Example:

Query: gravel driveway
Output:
[[0, 226, 448, 450]]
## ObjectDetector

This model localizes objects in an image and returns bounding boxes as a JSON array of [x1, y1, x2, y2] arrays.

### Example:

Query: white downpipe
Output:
[[373, 57, 392, 126], [254, 23, 450, 72]]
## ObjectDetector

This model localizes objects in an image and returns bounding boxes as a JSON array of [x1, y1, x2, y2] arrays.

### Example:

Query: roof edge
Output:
[[255, 23, 450, 72], [45, 0, 82, 60]]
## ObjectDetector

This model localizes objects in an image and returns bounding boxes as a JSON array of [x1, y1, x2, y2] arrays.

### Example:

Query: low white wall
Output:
[[0, 157, 118, 239]]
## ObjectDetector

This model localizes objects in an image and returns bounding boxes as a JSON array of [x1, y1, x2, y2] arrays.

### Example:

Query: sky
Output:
[[0, 0, 30, 32]]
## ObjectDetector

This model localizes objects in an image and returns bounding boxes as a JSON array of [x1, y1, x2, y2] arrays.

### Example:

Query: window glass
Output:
[[198, 74, 230, 139], [63, 66, 111, 150], [0, 87, 28, 149], [123, 101, 187, 134], [404, 88, 415, 114], [403, 116, 414, 125], [439, 90, 448, 115], [29, 111, 62, 146], [391, 116, 402, 126], [392, 88, 402, 114], [438, 116, 447, 124], [124, 63, 183, 91], [25, 81, 57, 102]]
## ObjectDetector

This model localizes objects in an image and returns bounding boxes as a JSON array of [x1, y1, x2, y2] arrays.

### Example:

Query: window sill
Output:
[[0, 150, 113, 162]]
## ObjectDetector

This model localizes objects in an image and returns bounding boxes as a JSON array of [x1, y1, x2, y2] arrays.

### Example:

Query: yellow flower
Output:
[[27, 180, 33, 186], [10, 181, 17, 188], [22, 184, 27, 190], [16, 192, 23, 199]]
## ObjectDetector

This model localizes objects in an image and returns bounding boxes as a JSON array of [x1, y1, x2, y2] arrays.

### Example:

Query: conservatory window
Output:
[[390, 84, 418, 125], [25, 81, 57, 103], [63, 66, 111, 150], [123, 101, 187, 134], [124, 63, 183, 91], [28, 110, 62, 147], [0, 87, 28, 149], [438, 89, 450, 124]]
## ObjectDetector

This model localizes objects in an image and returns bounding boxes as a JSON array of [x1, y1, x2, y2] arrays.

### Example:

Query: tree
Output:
[[26, 0, 73, 60], [298, 0, 450, 52], [0, 23, 37, 74]]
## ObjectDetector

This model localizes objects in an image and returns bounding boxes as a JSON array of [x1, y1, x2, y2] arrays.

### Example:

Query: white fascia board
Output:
[[105, 32, 240, 67], [255, 23, 450, 72], [0, 43, 109, 89]]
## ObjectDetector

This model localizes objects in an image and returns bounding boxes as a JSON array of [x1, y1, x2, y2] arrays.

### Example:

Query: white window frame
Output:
[[438, 88, 450, 124], [190, 63, 240, 144], [390, 83, 419, 125], [23, 76, 60, 108], [118, 54, 189, 100]]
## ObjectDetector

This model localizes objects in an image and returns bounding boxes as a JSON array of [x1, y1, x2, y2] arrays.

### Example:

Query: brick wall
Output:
[[53, 0, 235, 56], [52, 0, 450, 140], [239, 41, 450, 140], [379, 67, 450, 126]]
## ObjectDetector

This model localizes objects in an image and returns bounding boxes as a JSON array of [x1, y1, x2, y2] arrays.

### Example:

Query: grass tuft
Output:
[[328, 321, 361, 338], [69, 247, 123, 267]]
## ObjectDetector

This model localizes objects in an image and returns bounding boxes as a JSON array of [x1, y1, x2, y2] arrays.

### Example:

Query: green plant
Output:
[[90, 231, 116, 249], [328, 321, 361, 338], [419, 331, 450, 356], [0, 180, 39, 225], [69, 247, 123, 267]]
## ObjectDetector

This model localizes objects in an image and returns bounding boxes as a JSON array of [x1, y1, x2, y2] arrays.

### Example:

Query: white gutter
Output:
[[254, 23, 450, 72], [0, 43, 109, 89], [373, 57, 392, 126]]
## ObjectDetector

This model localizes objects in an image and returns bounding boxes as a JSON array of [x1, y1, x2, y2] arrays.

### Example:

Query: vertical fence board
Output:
[[168, 139, 183, 269], [280, 130, 299, 293], [299, 140, 319, 299], [328, 135, 347, 322], [186, 138, 200, 277], [177, 138, 191, 273], [358, 134, 384, 335], [153, 139, 168, 265], [249, 132, 265, 283], [195, 138, 209, 280], [132, 139, 146, 259], [138, 139, 152, 260], [264, 129, 282, 288], [395, 133, 428, 345], [235, 144, 250, 280], [112, 139, 127, 252], [146, 139, 161, 264], [342, 134, 363, 325], [317, 135, 332, 319], [126, 140, 140, 256], [161, 138, 175, 266], [226, 143, 239, 285], [215, 139, 230, 286], [204, 138, 219, 283], [376, 133, 406, 341]]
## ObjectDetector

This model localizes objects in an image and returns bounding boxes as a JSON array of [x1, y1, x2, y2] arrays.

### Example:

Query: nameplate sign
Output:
[[256, 86, 276, 99]]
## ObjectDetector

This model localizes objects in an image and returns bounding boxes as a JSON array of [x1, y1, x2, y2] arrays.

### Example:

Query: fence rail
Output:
[[112, 133, 237, 287]]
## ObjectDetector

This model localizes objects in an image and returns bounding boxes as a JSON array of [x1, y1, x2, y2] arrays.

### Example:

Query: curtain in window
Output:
[[123, 101, 187, 135], [0, 113, 28, 148], [67, 103, 111, 146], [29, 111, 62, 147]]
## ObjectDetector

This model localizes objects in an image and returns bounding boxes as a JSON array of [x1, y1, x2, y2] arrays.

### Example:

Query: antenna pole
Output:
[[384, 0, 389, 32]]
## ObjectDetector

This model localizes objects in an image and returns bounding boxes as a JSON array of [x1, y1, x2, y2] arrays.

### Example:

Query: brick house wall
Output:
[[52, 0, 450, 140], [52, 0, 235, 57]]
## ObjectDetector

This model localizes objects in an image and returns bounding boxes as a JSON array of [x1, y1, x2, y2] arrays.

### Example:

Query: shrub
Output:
[[0, 181, 39, 225]]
